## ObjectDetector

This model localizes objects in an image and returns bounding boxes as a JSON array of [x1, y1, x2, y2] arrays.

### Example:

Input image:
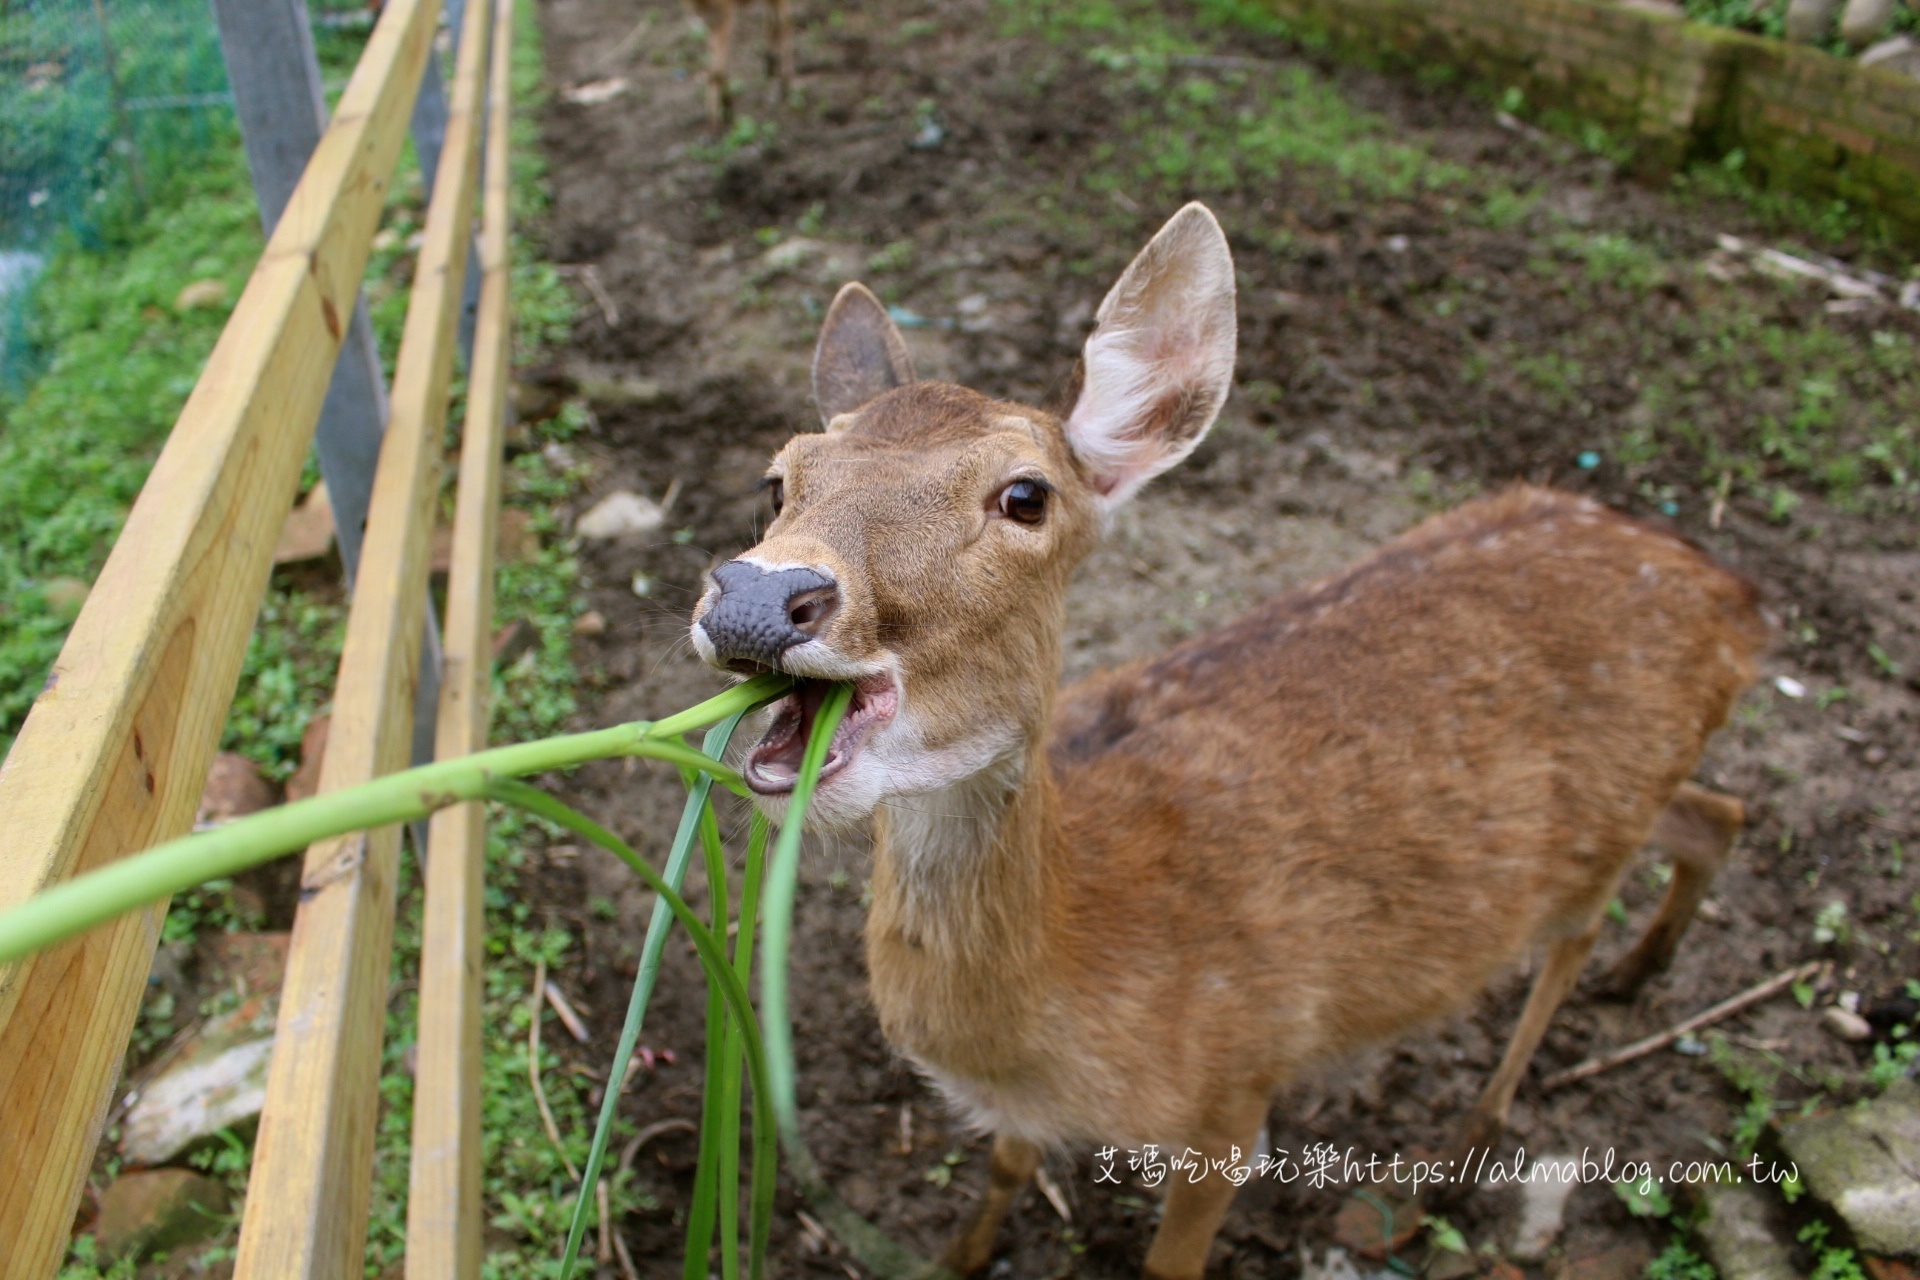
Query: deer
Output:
[[688, 203, 1766, 1279], [685, 0, 793, 128]]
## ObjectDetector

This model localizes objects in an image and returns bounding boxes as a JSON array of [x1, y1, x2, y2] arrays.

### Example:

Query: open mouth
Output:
[[745, 674, 897, 795]]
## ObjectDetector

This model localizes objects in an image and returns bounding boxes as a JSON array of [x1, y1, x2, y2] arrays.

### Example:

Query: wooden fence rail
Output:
[[0, 0, 513, 1271]]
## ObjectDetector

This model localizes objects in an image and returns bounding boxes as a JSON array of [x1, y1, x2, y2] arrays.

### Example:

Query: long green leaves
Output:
[[0, 669, 956, 1278], [0, 672, 789, 966]]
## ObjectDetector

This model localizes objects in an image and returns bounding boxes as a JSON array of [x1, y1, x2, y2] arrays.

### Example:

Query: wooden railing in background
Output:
[[0, 0, 513, 1271]]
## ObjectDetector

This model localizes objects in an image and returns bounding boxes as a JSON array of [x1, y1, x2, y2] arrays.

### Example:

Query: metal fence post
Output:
[[209, 0, 484, 785]]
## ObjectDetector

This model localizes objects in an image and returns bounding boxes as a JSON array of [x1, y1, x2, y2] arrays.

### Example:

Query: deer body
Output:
[[690, 206, 1764, 1277], [866, 483, 1762, 1152]]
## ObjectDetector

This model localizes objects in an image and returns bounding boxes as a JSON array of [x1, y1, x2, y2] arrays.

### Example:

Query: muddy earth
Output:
[[521, 0, 1920, 1273]]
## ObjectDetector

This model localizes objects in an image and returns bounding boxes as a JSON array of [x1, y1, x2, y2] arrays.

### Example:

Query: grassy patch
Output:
[[1001, 0, 1464, 201]]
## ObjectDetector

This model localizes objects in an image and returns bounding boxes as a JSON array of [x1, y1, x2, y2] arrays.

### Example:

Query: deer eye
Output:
[[997, 479, 1049, 526], [765, 477, 784, 517]]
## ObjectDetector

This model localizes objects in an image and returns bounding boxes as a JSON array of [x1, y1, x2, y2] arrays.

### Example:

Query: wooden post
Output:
[[0, 0, 443, 1271], [230, 0, 489, 1267], [406, 0, 514, 1270], [210, 0, 474, 788]]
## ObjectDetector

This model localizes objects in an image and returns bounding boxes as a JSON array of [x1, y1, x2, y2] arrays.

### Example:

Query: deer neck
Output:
[[865, 724, 1059, 1075]]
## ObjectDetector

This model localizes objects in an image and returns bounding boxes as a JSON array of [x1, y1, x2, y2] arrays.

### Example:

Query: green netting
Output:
[[0, 0, 372, 389], [2, 0, 227, 387]]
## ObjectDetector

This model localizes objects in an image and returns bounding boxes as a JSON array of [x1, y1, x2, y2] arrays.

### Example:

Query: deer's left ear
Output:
[[1065, 202, 1237, 506], [812, 282, 916, 426]]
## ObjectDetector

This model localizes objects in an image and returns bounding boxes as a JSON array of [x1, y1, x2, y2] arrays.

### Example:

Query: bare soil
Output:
[[522, 0, 1920, 1274]]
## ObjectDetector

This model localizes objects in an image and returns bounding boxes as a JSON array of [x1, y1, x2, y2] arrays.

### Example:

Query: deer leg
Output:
[[940, 1134, 1041, 1276], [703, 2, 736, 128], [765, 0, 793, 102], [1141, 1093, 1268, 1280], [1449, 921, 1601, 1164], [1597, 783, 1742, 998]]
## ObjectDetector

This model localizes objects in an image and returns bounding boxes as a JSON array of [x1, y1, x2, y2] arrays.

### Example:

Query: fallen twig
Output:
[[1034, 1164, 1073, 1223], [1540, 960, 1824, 1091], [558, 263, 620, 327], [619, 1117, 698, 1174], [612, 1228, 640, 1280], [530, 957, 582, 1179], [597, 1178, 613, 1265], [545, 978, 592, 1044]]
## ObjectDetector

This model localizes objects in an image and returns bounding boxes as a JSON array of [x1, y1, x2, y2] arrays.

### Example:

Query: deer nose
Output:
[[699, 561, 841, 670]]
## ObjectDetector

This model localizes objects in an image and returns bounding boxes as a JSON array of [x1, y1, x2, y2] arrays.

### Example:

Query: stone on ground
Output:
[[1776, 1079, 1920, 1257], [197, 752, 275, 826], [575, 489, 664, 540], [1786, 0, 1842, 40], [1509, 1154, 1581, 1262], [120, 996, 278, 1166], [1692, 1180, 1798, 1280], [1840, 0, 1896, 45], [95, 1168, 229, 1261]]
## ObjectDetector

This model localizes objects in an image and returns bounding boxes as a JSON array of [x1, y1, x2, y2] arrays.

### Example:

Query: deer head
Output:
[[691, 203, 1238, 828]]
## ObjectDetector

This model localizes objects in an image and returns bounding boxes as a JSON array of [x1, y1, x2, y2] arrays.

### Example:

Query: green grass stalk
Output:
[[0, 673, 786, 969]]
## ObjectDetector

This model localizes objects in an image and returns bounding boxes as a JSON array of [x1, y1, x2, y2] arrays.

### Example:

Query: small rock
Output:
[[560, 76, 628, 105], [1861, 35, 1920, 77], [572, 610, 607, 637], [1786, 0, 1841, 40], [200, 931, 290, 999], [121, 996, 278, 1166], [575, 489, 665, 540], [1426, 1250, 1481, 1280], [197, 752, 275, 827], [1298, 1246, 1365, 1280], [96, 1168, 230, 1261], [284, 714, 329, 803], [1840, 0, 1895, 45], [1776, 1078, 1920, 1256], [1560, 1243, 1653, 1280], [491, 617, 538, 667], [172, 279, 229, 312], [760, 238, 822, 275], [1332, 1192, 1423, 1259], [1692, 1179, 1797, 1280], [1510, 1154, 1581, 1262], [1865, 1259, 1920, 1280], [1822, 1005, 1874, 1041], [273, 481, 336, 565], [576, 374, 664, 408], [40, 576, 89, 615]]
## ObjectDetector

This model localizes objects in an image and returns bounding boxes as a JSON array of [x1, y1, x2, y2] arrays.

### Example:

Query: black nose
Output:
[[699, 561, 840, 670]]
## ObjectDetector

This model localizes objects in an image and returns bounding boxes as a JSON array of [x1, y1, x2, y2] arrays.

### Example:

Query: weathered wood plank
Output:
[[0, 2, 442, 1272], [228, 0, 490, 1270], [405, 0, 515, 1272]]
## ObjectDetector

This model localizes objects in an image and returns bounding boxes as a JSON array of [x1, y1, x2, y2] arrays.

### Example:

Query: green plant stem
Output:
[[756, 687, 952, 1280], [0, 674, 787, 967], [555, 714, 751, 1280], [684, 793, 732, 1280], [721, 813, 770, 1279]]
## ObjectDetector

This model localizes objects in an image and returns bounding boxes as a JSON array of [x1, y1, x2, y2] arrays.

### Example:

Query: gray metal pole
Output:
[[210, 0, 470, 809]]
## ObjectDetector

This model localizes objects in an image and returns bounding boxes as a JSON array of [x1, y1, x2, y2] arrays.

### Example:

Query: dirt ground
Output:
[[522, 0, 1920, 1274]]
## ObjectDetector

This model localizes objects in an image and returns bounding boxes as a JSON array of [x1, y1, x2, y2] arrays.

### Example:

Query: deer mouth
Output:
[[745, 674, 897, 795]]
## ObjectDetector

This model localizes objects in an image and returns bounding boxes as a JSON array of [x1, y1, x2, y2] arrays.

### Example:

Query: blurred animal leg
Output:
[[941, 1134, 1041, 1275], [1599, 783, 1741, 996]]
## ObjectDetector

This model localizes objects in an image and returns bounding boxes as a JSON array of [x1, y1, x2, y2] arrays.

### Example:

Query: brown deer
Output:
[[689, 204, 1765, 1279], [685, 0, 793, 127]]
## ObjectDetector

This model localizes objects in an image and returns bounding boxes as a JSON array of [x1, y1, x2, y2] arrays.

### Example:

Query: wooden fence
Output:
[[0, 0, 514, 1272]]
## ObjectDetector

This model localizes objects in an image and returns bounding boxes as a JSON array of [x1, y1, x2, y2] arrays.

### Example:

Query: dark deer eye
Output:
[[998, 479, 1048, 526], [765, 477, 784, 517]]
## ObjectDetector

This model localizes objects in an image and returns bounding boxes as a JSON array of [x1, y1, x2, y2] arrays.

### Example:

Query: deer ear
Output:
[[1065, 203, 1237, 506], [812, 282, 916, 426]]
